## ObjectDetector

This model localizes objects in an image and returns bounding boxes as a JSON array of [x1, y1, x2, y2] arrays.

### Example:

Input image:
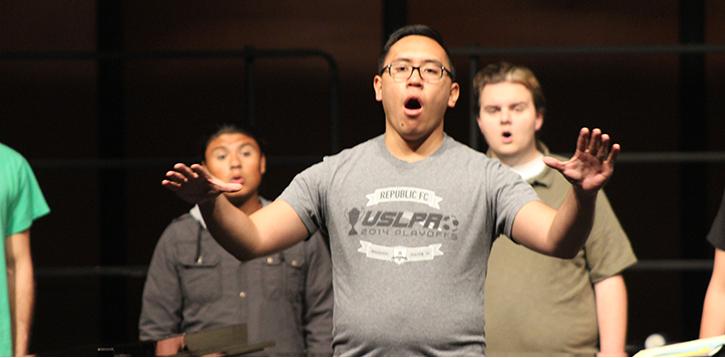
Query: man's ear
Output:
[[475, 114, 485, 133], [535, 112, 544, 132], [373, 75, 383, 102], [260, 155, 267, 175], [448, 82, 460, 108]]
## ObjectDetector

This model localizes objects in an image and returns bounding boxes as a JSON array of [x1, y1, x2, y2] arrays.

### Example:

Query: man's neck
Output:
[[497, 147, 541, 168], [384, 124, 445, 163]]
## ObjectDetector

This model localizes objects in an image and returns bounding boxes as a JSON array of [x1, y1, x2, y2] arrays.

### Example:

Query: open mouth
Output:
[[230, 176, 244, 184], [405, 98, 422, 110], [502, 131, 512, 138]]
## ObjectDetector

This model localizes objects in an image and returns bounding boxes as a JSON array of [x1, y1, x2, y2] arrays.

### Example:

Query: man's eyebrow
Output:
[[235, 142, 256, 150], [209, 146, 229, 155]]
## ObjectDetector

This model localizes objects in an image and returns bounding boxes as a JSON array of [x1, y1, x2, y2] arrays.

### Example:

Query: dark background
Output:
[[1, 0, 724, 354]]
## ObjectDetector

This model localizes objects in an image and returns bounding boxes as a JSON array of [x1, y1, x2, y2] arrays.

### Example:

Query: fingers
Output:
[[584, 128, 620, 164], [218, 182, 243, 193], [597, 133, 610, 160], [161, 179, 181, 190], [588, 128, 602, 154], [165, 170, 188, 183], [576, 127, 590, 153], [174, 163, 198, 179], [161, 163, 200, 191], [607, 143, 621, 163], [190, 163, 211, 179], [542, 155, 565, 171]]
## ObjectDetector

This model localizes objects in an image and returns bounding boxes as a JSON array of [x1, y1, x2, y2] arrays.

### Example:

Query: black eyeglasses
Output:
[[379, 61, 454, 83]]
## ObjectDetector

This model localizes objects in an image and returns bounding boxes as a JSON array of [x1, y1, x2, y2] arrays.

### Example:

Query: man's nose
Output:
[[230, 154, 242, 167], [500, 109, 512, 124]]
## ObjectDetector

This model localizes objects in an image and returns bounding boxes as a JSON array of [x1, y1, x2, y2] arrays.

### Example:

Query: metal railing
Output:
[[1, 47, 341, 154]]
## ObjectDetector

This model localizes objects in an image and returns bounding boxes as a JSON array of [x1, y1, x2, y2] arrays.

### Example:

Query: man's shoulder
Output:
[[441, 135, 499, 167], [169, 212, 196, 226], [158, 213, 201, 244], [323, 135, 381, 162], [0, 142, 29, 171]]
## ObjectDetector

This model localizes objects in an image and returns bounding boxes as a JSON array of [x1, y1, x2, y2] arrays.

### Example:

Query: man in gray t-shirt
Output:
[[162, 25, 622, 356], [279, 134, 536, 355]]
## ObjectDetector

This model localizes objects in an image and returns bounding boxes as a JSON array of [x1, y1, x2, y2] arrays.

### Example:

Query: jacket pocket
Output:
[[178, 243, 222, 303], [261, 249, 306, 300]]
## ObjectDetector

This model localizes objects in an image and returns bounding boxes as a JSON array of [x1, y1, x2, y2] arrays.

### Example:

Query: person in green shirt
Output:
[[474, 62, 637, 356], [0, 142, 50, 356]]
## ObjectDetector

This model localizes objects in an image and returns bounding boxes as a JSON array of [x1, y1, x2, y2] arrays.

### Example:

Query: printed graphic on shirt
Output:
[[365, 186, 443, 209], [347, 186, 459, 264], [358, 240, 444, 265]]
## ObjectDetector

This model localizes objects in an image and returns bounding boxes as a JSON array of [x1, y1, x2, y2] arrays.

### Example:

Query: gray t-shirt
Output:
[[280, 134, 537, 356]]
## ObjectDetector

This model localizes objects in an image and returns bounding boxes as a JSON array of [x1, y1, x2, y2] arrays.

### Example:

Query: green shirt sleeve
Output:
[[4, 152, 50, 237]]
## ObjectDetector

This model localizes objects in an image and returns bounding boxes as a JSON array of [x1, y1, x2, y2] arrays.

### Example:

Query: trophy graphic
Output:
[[347, 208, 360, 235]]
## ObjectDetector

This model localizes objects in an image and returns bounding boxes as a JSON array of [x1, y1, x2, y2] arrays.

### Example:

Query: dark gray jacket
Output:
[[139, 202, 333, 356]]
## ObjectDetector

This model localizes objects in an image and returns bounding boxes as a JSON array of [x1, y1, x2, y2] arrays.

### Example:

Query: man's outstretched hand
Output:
[[543, 128, 620, 194], [161, 163, 242, 204]]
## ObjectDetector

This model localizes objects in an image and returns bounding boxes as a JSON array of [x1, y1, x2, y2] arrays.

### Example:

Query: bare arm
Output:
[[700, 247, 725, 338], [155, 335, 185, 356], [5, 230, 34, 357], [163, 163, 309, 260], [594, 275, 629, 356], [512, 128, 620, 258]]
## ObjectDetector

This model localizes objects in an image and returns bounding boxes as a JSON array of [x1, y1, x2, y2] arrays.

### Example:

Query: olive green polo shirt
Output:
[[484, 150, 637, 356]]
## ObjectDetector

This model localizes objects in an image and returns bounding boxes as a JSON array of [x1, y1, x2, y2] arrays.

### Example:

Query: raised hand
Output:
[[543, 128, 620, 194], [161, 163, 242, 204]]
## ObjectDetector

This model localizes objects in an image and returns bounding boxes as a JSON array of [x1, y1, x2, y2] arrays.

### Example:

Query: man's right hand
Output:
[[161, 163, 242, 204]]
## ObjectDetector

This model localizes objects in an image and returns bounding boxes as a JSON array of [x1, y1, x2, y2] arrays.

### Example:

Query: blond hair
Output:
[[472, 61, 546, 116]]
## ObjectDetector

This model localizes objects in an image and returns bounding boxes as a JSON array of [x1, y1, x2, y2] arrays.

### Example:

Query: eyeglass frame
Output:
[[378, 61, 456, 83]]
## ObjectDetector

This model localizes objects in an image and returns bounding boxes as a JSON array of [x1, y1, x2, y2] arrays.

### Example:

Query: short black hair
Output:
[[199, 124, 266, 162], [378, 24, 456, 80]]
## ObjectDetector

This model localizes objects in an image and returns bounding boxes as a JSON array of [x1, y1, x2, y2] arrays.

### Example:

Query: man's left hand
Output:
[[543, 127, 620, 195]]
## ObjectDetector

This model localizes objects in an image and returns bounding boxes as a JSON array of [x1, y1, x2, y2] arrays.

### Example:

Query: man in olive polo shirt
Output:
[[475, 62, 637, 356]]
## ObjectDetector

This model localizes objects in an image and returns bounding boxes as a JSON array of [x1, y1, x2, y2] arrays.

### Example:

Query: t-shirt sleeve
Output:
[[279, 159, 329, 236], [489, 161, 539, 239], [707, 190, 725, 250], [584, 190, 637, 283], [5, 156, 50, 237]]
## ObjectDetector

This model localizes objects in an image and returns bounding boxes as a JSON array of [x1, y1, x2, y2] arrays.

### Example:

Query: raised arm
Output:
[[163, 163, 308, 260], [511, 128, 620, 258]]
